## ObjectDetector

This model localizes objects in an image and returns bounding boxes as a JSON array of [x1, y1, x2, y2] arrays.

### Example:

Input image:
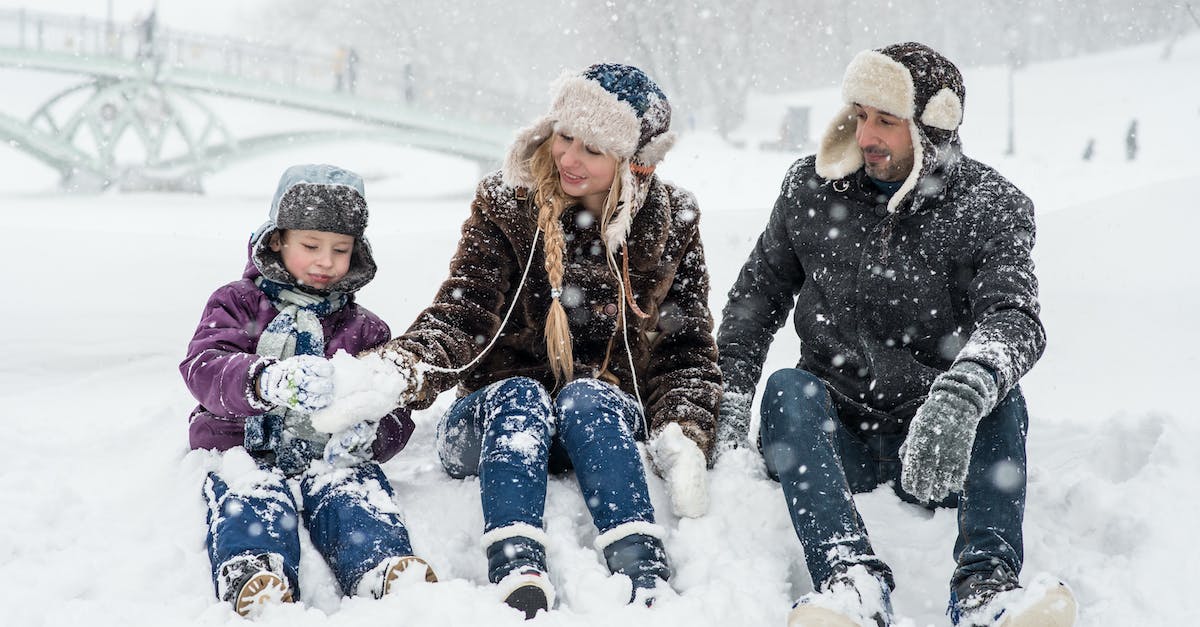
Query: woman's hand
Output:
[[649, 422, 710, 518]]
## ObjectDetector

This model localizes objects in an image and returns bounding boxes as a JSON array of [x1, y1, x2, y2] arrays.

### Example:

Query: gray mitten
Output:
[[900, 361, 999, 503], [715, 390, 753, 456]]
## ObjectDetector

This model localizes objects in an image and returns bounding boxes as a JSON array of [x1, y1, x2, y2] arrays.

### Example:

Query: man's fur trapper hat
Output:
[[503, 63, 676, 250], [816, 42, 967, 213]]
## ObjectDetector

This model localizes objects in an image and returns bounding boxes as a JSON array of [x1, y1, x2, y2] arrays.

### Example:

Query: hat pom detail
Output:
[[920, 87, 963, 131]]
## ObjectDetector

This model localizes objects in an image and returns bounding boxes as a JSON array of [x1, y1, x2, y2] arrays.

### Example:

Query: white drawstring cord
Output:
[[422, 224, 542, 375], [606, 249, 647, 434], [419, 217, 646, 436]]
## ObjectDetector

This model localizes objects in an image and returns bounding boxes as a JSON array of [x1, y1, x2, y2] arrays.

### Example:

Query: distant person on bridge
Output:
[[135, 9, 156, 61], [180, 164, 436, 617], [715, 41, 1077, 627], [347, 63, 719, 618]]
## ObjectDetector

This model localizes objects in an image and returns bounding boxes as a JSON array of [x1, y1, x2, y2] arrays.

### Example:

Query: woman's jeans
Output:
[[437, 376, 655, 535], [204, 459, 414, 598], [759, 368, 1028, 594]]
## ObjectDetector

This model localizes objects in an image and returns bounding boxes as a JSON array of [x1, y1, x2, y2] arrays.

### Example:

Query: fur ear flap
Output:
[[502, 117, 554, 190], [815, 104, 863, 180], [920, 87, 963, 131], [606, 162, 638, 250], [635, 131, 676, 167]]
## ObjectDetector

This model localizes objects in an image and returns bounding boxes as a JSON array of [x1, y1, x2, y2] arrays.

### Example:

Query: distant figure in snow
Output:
[[345, 46, 359, 94], [135, 9, 156, 60], [1083, 137, 1095, 161], [1126, 118, 1138, 161], [357, 64, 720, 618], [180, 164, 436, 617], [716, 42, 1078, 627]]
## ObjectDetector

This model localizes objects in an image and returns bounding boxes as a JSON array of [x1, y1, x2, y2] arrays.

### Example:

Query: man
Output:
[[716, 42, 1076, 627]]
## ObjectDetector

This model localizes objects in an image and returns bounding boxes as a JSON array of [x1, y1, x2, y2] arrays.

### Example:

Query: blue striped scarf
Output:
[[245, 277, 348, 474]]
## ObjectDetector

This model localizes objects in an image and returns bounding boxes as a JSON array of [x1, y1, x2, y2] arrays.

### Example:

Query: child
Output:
[[180, 164, 435, 617]]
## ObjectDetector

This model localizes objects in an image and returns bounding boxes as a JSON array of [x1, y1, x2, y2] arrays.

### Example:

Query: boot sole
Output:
[[504, 583, 549, 620], [381, 555, 438, 596], [999, 584, 1077, 627], [787, 604, 867, 627], [235, 571, 292, 617]]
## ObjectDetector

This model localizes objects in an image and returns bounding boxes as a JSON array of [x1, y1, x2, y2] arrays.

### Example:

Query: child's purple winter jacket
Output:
[[180, 259, 414, 462]]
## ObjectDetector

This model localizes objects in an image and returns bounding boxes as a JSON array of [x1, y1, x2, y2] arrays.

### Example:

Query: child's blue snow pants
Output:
[[203, 459, 415, 599]]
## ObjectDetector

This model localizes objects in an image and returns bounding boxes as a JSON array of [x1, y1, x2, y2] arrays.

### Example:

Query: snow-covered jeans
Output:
[[437, 376, 655, 535], [203, 458, 414, 599], [759, 368, 1028, 595]]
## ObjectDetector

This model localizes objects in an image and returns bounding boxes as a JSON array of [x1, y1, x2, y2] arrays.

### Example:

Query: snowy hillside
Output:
[[2, 35, 1198, 626]]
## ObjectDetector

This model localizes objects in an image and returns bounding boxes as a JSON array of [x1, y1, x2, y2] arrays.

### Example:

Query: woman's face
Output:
[[552, 131, 617, 212]]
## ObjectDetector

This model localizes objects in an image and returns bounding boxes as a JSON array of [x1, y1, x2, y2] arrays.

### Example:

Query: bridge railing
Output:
[[0, 8, 534, 126]]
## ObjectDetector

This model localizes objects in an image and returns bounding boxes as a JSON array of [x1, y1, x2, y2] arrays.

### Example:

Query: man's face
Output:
[[854, 103, 915, 182]]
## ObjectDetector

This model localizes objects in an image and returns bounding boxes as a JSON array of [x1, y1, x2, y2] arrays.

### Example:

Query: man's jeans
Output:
[[759, 368, 1028, 593], [437, 376, 655, 534]]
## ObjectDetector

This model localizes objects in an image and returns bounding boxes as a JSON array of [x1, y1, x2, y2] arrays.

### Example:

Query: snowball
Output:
[[309, 350, 405, 433]]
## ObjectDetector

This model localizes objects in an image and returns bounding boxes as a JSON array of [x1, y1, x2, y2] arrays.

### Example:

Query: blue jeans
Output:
[[204, 459, 415, 598], [759, 368, 1028, 593], [437, 376, 655, 534]]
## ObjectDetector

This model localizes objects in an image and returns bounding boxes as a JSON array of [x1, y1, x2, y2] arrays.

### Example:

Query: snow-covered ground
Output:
[[2, 35, 1198, 627]]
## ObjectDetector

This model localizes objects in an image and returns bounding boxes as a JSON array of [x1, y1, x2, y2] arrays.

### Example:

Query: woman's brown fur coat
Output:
[[376, 171, 722, 461]]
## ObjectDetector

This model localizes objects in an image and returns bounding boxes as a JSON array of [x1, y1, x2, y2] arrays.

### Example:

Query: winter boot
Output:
[[356, 555, 438, 599], [787, 563, 893, 627], [483, 524, 555, 620], [596, 522, 672, 607], [950, 567, 1077, 627], [216, 553, 294, 617]]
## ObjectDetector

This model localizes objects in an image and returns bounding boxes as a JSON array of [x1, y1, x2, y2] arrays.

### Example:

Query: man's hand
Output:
[[900, 361, 999, 502], [715, 390, 753, 457]]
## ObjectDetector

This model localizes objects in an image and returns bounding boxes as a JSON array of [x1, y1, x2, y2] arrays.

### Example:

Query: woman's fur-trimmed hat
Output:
[[816, 42, 966, 213], [503, 63, 676, 249]]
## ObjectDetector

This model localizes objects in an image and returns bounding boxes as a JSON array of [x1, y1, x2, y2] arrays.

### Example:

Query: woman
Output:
[[370, 63, 721, 617]]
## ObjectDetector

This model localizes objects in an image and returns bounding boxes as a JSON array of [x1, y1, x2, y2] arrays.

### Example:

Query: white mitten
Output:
[[309, 350, 409, 433], [258, 355, 334, 413], [649, 422, 710, 518], [323, 420, 379, 468]]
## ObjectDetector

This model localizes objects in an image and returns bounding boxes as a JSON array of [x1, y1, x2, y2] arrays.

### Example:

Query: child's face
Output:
[[270, 229, 355, 290]]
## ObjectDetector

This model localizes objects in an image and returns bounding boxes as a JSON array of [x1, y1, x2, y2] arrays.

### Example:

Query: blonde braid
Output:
[[530, 141, 574, 382]]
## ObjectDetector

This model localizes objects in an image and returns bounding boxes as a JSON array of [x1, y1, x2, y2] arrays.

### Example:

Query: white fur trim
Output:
[[635, 130, 676, 166], [920, 87, 963, 131], [502, 117, 554, 190], [593, 521, 666, 552], [480, 523, 550, 549], [815, 104, 863, 180], [606, 162, 637, 250], [887, 122, 926, 213], [495, 567, 556, 609], [549, 73, 641, 159], [841, 50, 915, 119]]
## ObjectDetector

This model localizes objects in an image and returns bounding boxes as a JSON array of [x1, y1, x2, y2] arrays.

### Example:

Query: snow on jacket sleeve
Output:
[[355, 312, 417, 463], [180, 283, 275, 419], [954, 190, 1047, 398], [371, 181, 519, 409], [715, 163, 807, 441], [643, 197, 723, 464]]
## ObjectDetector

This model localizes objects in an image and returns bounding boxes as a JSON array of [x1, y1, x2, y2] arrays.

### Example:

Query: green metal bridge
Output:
[[0, 9, 524, 191]]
